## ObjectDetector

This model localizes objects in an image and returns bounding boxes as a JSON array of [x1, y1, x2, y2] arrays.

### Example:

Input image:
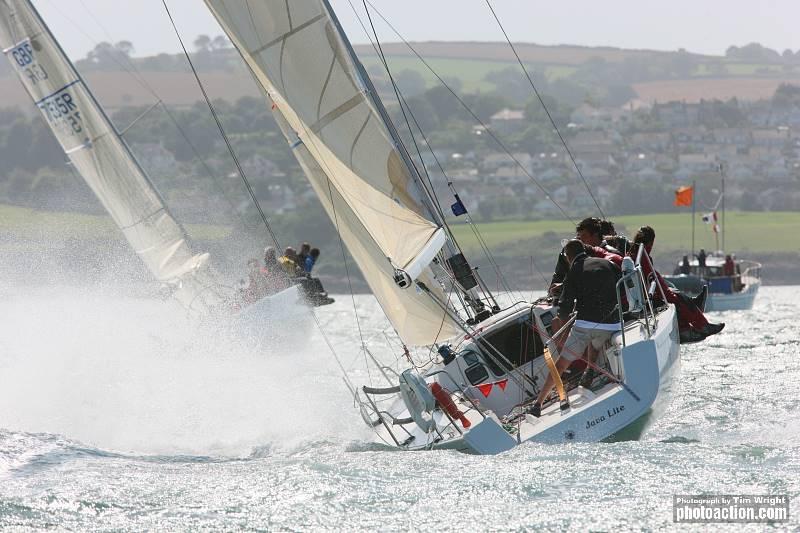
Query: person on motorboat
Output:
[[632, 226, 723, 343], [678, 255, 691, 275], [723, 255, 735, 276], [531, 239, 622, 417], [696, 248, 708, 277]]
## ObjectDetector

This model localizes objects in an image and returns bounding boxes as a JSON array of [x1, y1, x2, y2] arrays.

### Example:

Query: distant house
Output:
[[490, 108, 526, 135], [711, 128, 751, 147], [532, 152, 562, 169], [490, 165, 529, 186], [633, 167, 664, 182], [749, 145, 783, 161], [569, 104, 631, 128], [752, 128, 790, 148], [628, 132, 672, 152], [569, 131, 618, 169], [653, 101, 701, 129], [482, 152, 532, 173], [672, 126, 711, 146], [242, 154, 282, 179], [702, 143, 738, 159], [676, 153, 719, 180]]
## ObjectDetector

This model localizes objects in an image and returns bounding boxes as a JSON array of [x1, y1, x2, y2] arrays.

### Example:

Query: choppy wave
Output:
[[1, 285, 798, 530]]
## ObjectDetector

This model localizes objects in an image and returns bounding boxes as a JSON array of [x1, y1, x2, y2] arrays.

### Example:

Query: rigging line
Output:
[[483, 0, 605, 220], [161, 0, 280, 250], [391, 83, 517, 297], [362, 1, 574, 225], [325, 178, 372, 384], [61, 0, 250, 228], [325, 179, 367, 349], [348, 0, 516, 301]]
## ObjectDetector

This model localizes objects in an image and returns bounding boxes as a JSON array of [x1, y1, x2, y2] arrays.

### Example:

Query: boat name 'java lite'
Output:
[[585, 405, 626, 429]]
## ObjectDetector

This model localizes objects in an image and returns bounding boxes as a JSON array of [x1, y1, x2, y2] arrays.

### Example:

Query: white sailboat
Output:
[[0, 0, 315, 334], [203, 0, 681, 452]]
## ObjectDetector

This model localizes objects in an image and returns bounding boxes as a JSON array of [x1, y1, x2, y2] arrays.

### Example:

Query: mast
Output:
[[721, 174, 725, 253], [321, 0, 491, 318], [691, 179, 696, 260], [0, 0, 225, 313]]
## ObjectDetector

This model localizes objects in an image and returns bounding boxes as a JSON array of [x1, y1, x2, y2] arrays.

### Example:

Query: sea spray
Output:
[[0, 285, 366, 456]]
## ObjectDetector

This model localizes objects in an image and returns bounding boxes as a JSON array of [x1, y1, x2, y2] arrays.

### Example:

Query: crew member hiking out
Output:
[[632, 226, 723, 343], [531, 239, 622, 417]]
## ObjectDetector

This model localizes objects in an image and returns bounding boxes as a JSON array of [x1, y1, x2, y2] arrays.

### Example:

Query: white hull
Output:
[[367, 304, 681, 453], [706, 280, 760, 312], [519, 304, 680, 445]]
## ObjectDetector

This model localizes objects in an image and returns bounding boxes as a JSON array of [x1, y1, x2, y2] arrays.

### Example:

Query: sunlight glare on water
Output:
[[0, 285, 798, 530]]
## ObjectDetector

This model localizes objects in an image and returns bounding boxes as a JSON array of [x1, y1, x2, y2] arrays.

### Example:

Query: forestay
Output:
[[205, 0, 462, 345], [0, 0, 222, 311]]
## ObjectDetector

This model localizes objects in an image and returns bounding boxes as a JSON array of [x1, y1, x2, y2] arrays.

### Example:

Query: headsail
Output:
[[0, 0, 224, 312], [204, 0, 462, 345]]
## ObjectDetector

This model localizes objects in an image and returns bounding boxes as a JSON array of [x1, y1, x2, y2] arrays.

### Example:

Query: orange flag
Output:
[[674, 185, 694, 207], [477, 383, 493, 397]]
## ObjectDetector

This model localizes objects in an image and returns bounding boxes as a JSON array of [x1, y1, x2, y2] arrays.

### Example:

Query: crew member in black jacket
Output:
[[531, 239, 622, 417], [548, 217, 619, 297]]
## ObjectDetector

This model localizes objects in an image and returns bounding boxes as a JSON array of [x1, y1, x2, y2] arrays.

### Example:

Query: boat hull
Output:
[[518, 304, 680, 445], [705, 280, 760, 311], [367, 304, 681, 453]]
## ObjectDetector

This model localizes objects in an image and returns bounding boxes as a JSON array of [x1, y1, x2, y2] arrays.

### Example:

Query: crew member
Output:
[[632, 226, 724, 343], [531, 239, 622, 417]]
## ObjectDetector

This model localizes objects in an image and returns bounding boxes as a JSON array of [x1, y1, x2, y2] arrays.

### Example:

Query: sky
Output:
[[30, 0, 800, 61]]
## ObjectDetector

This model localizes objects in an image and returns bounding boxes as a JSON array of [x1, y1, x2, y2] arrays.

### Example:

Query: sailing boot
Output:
[[680, 329, 707, 344], [699, 322, 725, 336]]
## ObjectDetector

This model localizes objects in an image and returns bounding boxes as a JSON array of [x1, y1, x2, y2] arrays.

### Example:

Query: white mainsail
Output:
[[0, 0, 223, 312], [204, 0, 462, 345]]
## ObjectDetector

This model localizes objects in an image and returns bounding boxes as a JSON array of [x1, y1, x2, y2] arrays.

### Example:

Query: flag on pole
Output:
[[702, 211, 720, 233], [674, 185, 694, 207]]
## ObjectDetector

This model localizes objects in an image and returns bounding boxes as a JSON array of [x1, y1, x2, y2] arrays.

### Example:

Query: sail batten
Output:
[[0, 0, 223, 312], [205, 0, 462, 344]]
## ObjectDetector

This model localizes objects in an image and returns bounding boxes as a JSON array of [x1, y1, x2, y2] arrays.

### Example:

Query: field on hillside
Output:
[[450, 211, 800, 254], [3, 40, 800, 108], [362, 55, 576, 93], [0, 204, 231, 243], [356, 42, 663, 65], [632, 77, 800, 104]]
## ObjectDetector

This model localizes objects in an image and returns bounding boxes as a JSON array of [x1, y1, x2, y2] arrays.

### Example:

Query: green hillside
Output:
[[450, 211, 800, 255]]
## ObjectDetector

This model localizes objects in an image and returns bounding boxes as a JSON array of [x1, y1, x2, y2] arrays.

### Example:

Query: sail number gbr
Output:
[[37, 85, 84, 137], [7, 40, 49, 85]]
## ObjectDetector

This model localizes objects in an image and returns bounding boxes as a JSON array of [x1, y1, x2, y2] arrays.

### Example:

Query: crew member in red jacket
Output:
[[631, 226, 724, 343]]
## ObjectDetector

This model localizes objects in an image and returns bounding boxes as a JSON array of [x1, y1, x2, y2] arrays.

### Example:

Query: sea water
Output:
[[0, 285, 798, 530]]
